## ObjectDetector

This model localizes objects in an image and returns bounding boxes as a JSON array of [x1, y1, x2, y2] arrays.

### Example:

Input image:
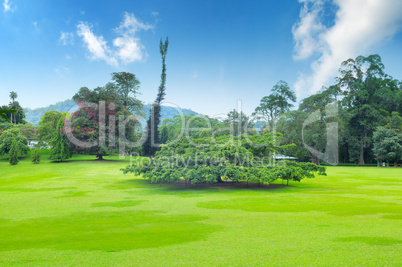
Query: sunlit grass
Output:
[[0, 153, 401, 266]]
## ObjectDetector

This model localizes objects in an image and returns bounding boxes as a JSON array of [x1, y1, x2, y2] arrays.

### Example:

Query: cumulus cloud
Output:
[[3, 0, 15, 12], [59, 32, 75, 46], [76, 12, 153, 66], [77, 22, 118, 66], [292, 0, 326, 60], [292, 0, 402, 99], [113, 12, 154, 64]]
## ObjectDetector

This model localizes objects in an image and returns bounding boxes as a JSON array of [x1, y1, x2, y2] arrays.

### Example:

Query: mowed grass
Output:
[[0, 153, 401, 266]]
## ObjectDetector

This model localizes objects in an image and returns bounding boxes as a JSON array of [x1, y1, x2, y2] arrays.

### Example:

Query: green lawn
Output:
[[0, 154, 401, 266]]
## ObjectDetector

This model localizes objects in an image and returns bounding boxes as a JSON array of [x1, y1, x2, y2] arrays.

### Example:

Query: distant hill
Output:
[[24, 99, 199, 126], [24, 99, 78, 126]]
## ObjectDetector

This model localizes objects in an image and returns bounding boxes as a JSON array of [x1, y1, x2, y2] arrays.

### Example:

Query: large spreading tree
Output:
[[123, 133, 326, 185], [69, 81, 139, 159]]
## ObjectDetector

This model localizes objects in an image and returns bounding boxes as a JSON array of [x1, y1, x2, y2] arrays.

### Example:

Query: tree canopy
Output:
[[37, 111, 65, 143], [69, 82, 139, 159], [123, 133, 325, 185], [0, 128, 29, 157], [253, 80, 296, 130], [49, 118, 71, 162]]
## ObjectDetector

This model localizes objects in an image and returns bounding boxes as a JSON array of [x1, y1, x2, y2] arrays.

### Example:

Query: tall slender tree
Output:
[[9, 91, 17, 124], [143, 37, 169, 156]]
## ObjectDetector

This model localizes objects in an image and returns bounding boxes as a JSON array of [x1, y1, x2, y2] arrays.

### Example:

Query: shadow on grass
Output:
[[49, 159, 128, 164], [91, 200, 147, 208], [0, 210, 218, 252], [109, 178, 287, 192]]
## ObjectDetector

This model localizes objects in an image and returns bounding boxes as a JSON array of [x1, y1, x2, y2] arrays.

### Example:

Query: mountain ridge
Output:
[[24, 99, 199, 126]]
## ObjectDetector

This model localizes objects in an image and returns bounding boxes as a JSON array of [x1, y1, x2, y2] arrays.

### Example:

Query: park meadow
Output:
[[0, 152, 401, 266]]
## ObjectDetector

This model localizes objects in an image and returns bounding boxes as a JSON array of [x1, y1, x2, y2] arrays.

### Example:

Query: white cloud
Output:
[[76, 12, 153, 66], [113, 12, 153, 64], [116, 12, 154, 33], [3, 0, 15, 12], [292, 0, 402, 99], [59, 32, 74, 46], [292, 0, 326, 60], [77, 22, 118, 66]]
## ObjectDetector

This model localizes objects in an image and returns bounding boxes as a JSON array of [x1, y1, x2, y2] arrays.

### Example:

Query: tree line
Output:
[[1, 52, 401, 168]]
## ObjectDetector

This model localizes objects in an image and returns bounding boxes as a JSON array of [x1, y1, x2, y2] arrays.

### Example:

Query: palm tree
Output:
[[0, 109, 15, 123], [9, 91, 17, 124]]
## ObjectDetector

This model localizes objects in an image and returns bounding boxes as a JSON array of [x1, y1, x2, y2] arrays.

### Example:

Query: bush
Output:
[[31, 148, 41, 164], [9, 140, 19, 165]]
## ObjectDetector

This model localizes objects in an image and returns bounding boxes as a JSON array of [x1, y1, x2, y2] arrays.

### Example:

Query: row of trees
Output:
[[254, 55, 401, 166], [1, 37, 168, 164], [1, 53, 400, 168], [0, 91, 25, 124]]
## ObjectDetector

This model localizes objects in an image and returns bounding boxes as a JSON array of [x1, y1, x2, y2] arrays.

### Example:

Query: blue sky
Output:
[[1, 0, 402, 116]]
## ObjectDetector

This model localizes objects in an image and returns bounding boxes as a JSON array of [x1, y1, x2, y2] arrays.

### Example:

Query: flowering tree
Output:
[[67, 85, 139, 159]]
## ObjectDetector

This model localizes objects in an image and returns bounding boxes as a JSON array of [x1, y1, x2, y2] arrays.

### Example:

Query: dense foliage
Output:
[[9, 140, 19, 165], [0, 128, 29, 157], [31, 148, 41, 164], [37, 111, 66, 143], [49, 118, 71, 162], [273, 55, 401, 165], [69, 82, 139, 159], [0, 91, 25, 124], [122, 133, 326, 185], [372, 112, 402, 167]]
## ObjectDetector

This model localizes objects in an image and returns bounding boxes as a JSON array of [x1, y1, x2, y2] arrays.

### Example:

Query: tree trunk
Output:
[[358, 135, 365, 165], [311, 153, 319, 165], [287, 179, 289, 186], [395, 160, 398, 167]]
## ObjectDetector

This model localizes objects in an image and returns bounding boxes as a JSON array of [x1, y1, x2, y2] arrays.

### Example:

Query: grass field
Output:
[[0, 153, 401, 266]]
